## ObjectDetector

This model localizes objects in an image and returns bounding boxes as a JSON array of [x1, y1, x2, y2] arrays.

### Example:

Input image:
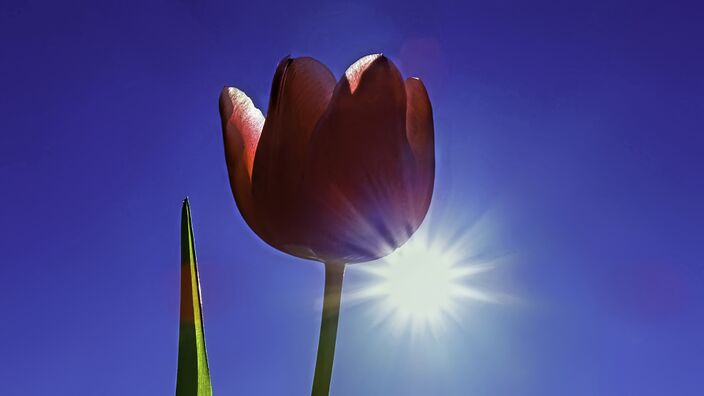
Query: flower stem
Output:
[[311, 262, 346, 396]]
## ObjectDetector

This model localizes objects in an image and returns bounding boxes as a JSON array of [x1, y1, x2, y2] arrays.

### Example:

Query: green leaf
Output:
[[176, 198, 213, 396]]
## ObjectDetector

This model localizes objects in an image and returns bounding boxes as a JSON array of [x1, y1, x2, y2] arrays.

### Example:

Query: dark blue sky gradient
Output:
[[2, 1, 703, 395]]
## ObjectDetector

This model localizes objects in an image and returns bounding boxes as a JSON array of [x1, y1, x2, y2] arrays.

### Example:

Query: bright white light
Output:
[[376, 243, 460, 323], [350, 228, 502, 338]]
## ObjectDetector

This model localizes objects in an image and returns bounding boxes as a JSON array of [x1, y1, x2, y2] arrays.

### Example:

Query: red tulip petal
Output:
[[251, 56, 336, 247], [405, 77, 435, 227], [305, 54, 418, 262], [219, 87, 266, 237]]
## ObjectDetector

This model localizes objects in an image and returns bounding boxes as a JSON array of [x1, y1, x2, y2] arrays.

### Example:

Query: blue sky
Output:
[[2, 0, 703, 395]]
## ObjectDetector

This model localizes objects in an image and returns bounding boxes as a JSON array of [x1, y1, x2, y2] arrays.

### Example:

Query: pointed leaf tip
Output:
[[176, 201, 212, 396]]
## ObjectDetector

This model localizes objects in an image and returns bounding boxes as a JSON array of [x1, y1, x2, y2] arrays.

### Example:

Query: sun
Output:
[[350, 231, 500, 338], [375, 242, 462, 325]]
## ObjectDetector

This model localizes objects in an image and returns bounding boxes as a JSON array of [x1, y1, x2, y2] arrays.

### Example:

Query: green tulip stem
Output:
[[311, 262, 346, 396]]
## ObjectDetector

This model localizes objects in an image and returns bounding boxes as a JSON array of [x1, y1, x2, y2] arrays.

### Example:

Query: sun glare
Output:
[[350, 225, 503, 338], [376, 243, 461, 323]]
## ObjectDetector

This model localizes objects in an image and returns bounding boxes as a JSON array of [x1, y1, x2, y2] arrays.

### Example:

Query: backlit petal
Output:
[[305, 55, 417, 262], [405, 77, 435, 228], [219, 87, 265, 236], [251, 56, 336, 251]]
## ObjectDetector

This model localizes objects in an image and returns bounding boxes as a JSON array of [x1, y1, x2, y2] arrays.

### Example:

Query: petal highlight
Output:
[[219, 87, 265, 236], [345, 53, 382, 94]]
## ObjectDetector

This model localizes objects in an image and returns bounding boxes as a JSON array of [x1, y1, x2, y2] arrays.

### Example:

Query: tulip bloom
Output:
[[219, 54, 434, 396], [220, 54, 434, 264]]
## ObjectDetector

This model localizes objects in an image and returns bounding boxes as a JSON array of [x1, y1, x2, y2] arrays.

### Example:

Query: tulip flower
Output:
[[219, 54, 434, 396]]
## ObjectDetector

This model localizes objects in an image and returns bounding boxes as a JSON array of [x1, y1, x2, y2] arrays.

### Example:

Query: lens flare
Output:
[[347, 216, 506, 339]]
